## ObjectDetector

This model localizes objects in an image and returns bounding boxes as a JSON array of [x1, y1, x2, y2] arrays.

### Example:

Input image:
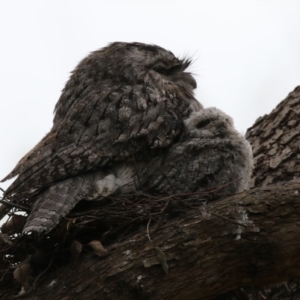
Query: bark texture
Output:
[[246, 86, 300, 187], [2, 181, 300, 300]]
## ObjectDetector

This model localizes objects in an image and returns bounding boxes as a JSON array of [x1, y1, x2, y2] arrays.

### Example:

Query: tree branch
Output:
[[3, 180, 300, 300]]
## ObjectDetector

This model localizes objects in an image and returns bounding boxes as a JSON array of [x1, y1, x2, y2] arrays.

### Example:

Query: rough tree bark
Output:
[[1, 86, 300, 300], [247, 85, 300, 188]]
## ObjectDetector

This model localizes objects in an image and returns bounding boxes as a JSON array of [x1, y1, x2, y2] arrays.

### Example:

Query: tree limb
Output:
[[3, 180, 300, 300]]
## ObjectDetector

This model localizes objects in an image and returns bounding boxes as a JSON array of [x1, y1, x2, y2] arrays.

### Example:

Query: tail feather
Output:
[[23, 174, 95, 234]]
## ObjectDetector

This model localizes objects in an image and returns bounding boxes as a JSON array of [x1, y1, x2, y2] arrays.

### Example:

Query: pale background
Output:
[[0, 0, 300, 192]]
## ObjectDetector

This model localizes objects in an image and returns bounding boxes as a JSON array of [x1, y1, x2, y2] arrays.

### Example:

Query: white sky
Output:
[[0, 0, 300, 192]]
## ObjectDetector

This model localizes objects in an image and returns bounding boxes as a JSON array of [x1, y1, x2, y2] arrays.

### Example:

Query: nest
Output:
[[0, 183, 234, 296]]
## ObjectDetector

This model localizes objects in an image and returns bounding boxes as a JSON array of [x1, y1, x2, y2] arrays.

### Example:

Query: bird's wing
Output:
[[2, 84, 195, 202]]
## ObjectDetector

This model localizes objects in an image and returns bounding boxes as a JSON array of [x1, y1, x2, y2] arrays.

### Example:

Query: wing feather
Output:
[[2, 84, 195, 202]]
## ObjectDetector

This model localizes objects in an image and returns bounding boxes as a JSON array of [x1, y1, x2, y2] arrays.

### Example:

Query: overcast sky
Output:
[[0, 0, 299, 192]]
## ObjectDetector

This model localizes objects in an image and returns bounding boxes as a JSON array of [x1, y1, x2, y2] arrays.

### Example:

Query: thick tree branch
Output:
[[247, 86, 300, 187], [2, 180, 300, 300]]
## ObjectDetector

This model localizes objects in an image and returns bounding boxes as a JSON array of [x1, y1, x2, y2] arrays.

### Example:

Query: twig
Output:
[[151, 199, 172, 235], [0, 200, 31, 211], [210, 212, 247, 228], [159, 168, 175, 193], [212, 178, 242, 193], [132, 154, 141, 189], [146, 218, 152, 242], [31, 255, 54, 291]]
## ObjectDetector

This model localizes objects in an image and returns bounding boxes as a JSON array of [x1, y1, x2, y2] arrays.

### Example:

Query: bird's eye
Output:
[[196, 119, 211, 129], [154, 67, 168, 75], [154, 64, 182, 76]]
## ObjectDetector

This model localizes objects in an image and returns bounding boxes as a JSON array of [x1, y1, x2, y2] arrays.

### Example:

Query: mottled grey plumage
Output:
[[24, 107, 253, 233], [0, 42, 202, 233], [88, 107, 253, 197], [138, 107, 253, 195]]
